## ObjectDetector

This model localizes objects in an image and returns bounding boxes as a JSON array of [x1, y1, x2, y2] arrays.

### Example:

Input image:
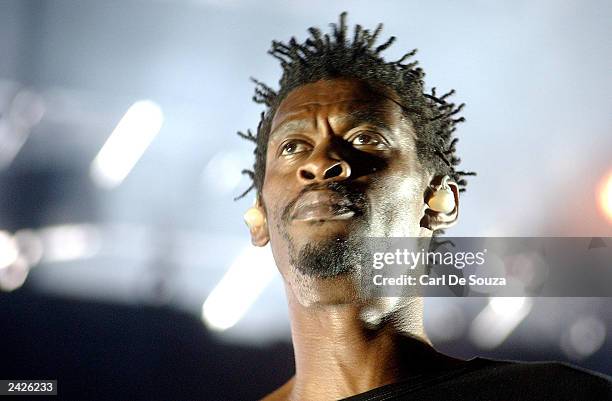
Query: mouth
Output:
[[291, 190, 359, 222]]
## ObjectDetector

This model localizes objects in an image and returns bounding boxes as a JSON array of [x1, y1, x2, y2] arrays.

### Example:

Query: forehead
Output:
[[270, 78, 404, 134]]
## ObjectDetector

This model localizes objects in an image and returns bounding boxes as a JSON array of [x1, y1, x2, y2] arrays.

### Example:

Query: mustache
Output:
[[281, 181, 367, 223]]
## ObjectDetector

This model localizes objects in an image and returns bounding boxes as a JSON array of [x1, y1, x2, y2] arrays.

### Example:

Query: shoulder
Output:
[[442, 358, 612, 400], [469, 358, 610, 382], [343, 359, 611, 401]]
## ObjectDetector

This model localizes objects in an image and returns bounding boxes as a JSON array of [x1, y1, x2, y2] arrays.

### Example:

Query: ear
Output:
[[421, 175, 460, 231], [243, 198, 269, 247]]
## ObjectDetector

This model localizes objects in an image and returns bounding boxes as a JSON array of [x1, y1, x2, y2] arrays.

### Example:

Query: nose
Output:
[[297, 142, 351, 184]]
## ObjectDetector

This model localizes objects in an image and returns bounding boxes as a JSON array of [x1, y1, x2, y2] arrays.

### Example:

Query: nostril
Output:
[[300, 170, 315, 180], [323, 164, 343, 179]]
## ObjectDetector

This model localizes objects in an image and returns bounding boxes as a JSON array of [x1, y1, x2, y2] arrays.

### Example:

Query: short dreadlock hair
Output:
[[236, 12, 475, 200]]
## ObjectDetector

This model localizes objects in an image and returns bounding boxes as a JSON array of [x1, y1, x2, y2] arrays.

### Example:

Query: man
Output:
[[237, 13, 611, 401]]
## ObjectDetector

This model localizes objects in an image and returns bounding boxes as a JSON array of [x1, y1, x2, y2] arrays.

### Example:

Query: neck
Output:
[[282, 288, 452, 401]]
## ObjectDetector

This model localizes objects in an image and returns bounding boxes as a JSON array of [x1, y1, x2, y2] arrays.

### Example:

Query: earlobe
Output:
[[243, 200, 269, 246], [421, 175, 460, 231]]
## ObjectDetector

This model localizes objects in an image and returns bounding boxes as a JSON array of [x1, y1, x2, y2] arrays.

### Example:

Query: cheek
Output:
[[263, 157, 304, 214], [396, 175, 427, 205], [262, 177, 294, 236], [368, 173, 427, 236], [261, 187, 292, 273], [390, 152, 428, 207], [269, 234, 291, 271]]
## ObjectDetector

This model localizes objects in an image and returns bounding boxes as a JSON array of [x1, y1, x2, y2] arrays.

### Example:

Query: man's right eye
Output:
[[280, 140, 309, 156]]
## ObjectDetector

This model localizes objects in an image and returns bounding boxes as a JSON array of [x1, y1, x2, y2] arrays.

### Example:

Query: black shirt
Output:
[[341, 358, 612, 401]]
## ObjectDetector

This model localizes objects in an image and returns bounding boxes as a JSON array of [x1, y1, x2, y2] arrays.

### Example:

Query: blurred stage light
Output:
[[39, 224, 101, 263], [202, 245, 276, 331], [425, 299, 467, 342], [561, 316, 606, 360], [0, 230, 30, 292], [599, 171, 612, 223], [13, 229, 44, 267], [10, 90, 46, 128], [489, 296, 527, 315], [202, 151, 245, 194], [469, 297, 532, 349], [0, 89, 45, 170], [0, 256, 30, 292], [0, 231, 19, 270], [90, 100, 163, 188]]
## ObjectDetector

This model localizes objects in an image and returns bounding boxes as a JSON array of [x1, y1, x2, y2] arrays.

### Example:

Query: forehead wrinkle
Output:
[[269, 95, 407, 144]]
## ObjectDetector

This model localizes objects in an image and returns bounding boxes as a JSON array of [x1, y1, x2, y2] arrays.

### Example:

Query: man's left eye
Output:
[[350, 132, 386, 149]]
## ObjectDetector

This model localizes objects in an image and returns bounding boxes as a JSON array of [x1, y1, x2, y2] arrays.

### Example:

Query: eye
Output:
[[349, 132, 388, 150], [352, 133, 379, 145], [280, 139, 310, 156]]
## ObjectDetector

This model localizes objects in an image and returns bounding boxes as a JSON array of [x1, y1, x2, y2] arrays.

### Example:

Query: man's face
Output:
[[260, 78, 433, 303]]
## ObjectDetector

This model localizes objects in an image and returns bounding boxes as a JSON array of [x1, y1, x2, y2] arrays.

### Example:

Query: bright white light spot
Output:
[[13, 229, 44, 267], [39, 224, 101, 263], [469, 297, 532, 349], [0, 90, 46, 170], [91, 100, 164, 188], [0, 256, 29, 292], [600, 172, 612, 223], [0, 231, 19, 270], [489, 297, 526, 315], [202, 245, 277, 331]]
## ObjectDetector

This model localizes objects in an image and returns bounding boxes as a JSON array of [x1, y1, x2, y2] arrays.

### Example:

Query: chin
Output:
[[287, 268, 362, 307]]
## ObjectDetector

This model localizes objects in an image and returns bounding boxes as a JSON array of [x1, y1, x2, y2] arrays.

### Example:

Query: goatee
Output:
[[289, 236, 365, 278]]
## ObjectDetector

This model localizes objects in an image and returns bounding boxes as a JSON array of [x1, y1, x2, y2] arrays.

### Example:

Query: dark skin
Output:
[[246, 78, 462, 400]]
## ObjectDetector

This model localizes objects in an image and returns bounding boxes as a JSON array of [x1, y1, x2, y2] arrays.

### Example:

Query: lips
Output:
[[291, 190, 358, 221]]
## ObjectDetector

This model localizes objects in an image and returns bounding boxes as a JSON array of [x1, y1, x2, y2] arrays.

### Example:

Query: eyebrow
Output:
[[269, 119, 312, 143], [269, 107, 394, 143], [338, 108, 392, 130]]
